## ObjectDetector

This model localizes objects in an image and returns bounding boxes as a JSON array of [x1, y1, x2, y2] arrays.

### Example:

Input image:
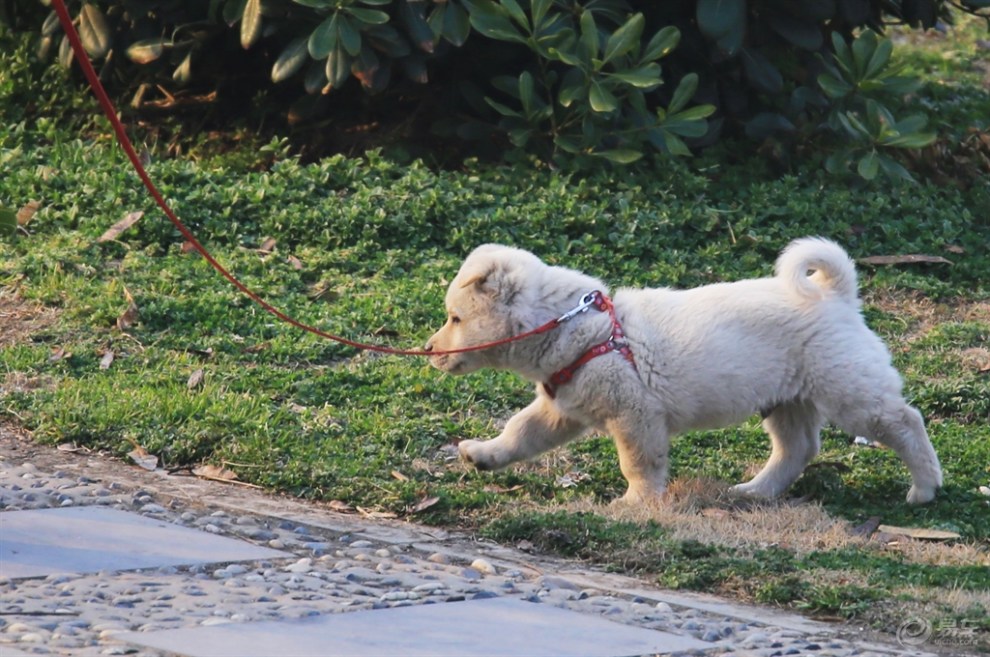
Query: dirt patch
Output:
[[0, 287, 59, 348]]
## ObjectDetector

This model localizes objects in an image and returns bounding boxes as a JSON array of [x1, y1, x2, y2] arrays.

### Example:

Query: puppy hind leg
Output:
[[459, 395, 587, 471], [731, 400, 822, 500], [848, 402, 942, 504]]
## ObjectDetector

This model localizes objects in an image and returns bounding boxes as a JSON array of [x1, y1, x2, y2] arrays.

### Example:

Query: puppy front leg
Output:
[[459, 395, 586, 470], [607, 412, 670, 506]]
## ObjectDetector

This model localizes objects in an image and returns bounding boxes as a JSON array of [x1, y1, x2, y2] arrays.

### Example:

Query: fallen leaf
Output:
[[49, 347, 70, 362], [482, 484, 525, 494], [116, 287, 139, 331], [257, 237, 277, 253], [192, 464, 238, 481], [57, 443, 83, 452], [180, 240, 201, 255], [17, 200, 40, 226], [847, 516, 881, 538], [242, 342, 270, 354], [308, 284, 339, 302], [328, 500, 355, 513], [877, 524, 961, 541], [128, 446, 158, 471], [99, 349, 115, 370], [857, 254, 952, 266], [945, 245, 965, 254], [187, 368, 205, 389], [356, 506, 398, 519], [701, 508, 732, 520], [287, 255, 303, 270], [98, 211, 144, 243], [408, 496, 439, 514], [391, 469, 409, 482]]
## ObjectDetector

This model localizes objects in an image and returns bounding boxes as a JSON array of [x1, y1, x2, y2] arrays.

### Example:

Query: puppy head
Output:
[[426, 245, 540, 374]]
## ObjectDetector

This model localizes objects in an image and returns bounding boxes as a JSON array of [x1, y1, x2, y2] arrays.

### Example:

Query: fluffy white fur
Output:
[[425, 238, 943, 505]]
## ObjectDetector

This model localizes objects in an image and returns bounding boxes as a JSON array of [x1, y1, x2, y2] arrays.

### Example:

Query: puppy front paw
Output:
[[906, 484, 937, 505], [458, 439, 497, 471]]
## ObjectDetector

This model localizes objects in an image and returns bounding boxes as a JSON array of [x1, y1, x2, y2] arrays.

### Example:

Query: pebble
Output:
[[470, 558, 497, 575]]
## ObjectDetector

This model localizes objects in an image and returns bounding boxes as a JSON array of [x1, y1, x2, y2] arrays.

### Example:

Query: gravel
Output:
[[0, 454, 946, 657]]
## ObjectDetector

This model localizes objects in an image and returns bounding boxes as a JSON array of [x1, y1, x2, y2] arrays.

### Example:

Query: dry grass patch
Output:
[[0, 287, 59, 348], [563, 476, 989, 569]]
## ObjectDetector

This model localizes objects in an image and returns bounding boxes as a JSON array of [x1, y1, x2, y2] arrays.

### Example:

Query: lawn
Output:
[[1, 17, 988, 646]]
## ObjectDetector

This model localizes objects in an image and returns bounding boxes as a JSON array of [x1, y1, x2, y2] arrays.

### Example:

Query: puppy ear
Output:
[[459, 272, 488, 289], [459, 263, 520, 305]]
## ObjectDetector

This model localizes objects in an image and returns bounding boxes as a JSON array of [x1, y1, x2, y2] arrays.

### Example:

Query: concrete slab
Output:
[[118, 596, 708, 657], [0, 506, 287, 579]]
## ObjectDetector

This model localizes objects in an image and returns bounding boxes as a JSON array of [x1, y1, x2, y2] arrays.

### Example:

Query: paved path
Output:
[[0, 430, 960, 657]]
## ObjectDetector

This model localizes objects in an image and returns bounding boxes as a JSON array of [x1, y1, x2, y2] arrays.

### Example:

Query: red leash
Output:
[[49, 0, 565, 357]]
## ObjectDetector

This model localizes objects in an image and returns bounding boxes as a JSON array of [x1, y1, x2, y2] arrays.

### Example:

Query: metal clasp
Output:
[[556, 291, 600, 324]]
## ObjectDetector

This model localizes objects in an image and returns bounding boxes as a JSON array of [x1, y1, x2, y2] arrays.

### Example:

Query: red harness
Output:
[[543, 291, 637, 399]]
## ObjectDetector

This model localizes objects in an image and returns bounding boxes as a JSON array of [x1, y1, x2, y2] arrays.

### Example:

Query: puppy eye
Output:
[[450, 315, 461, 324]]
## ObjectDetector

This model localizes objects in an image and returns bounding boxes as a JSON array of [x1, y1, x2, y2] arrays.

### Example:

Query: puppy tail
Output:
[[776, 237, 859, 303]]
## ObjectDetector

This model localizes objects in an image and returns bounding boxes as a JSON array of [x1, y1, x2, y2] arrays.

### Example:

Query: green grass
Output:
[[1, 20, 989, 646]]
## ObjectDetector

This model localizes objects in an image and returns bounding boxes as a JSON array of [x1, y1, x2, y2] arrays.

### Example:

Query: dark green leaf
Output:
[[346, 7, 390, 25], [880, 132, 936, 149], [667, 72, 698, 115], [531, 0, 553, 29], [603, 13, 644, 64], [768, 12, 822, 51], [850, 29, 877, 78], [309, 14, 339, 59], [589, 79, 617, 112], [594, 149, 643, 164], [817, 72, 852, 99], [863, 36, 893, 79], [366, 24, 412, 58], [485, 97, 522, 117], [744, 112, 795, 139], [339, 14, 363, 56], [325, 45, 351, 89], [640, 26, 679, 62], [877, 155, 916, 183], [400, 0, 435, 53], [442, 2, 471, 46], [661, 130, 691, 155], [696, 0, 745, 38], [558, 69, 585, 107], [741, 48, 782, 94], [857, 151, 879, 180], [669, 104, 716, 121], [500, 0, 529, 30], [519, 71, 536, 116], [608, 63, 661, 88], [579, 10, 598, 62]]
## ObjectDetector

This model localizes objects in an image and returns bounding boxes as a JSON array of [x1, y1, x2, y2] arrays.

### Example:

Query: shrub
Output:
[[5, 0, 989, 174]]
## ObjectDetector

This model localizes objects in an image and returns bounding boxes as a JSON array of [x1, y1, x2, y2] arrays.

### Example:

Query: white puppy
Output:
[[425, 238, 942, 505]]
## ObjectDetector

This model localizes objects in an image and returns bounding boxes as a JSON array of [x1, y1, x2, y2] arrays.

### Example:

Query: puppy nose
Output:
[[423, 341, 434, 352]]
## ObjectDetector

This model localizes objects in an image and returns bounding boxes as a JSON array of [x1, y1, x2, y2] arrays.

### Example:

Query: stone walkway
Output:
[[0, 431, 962, 657]]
